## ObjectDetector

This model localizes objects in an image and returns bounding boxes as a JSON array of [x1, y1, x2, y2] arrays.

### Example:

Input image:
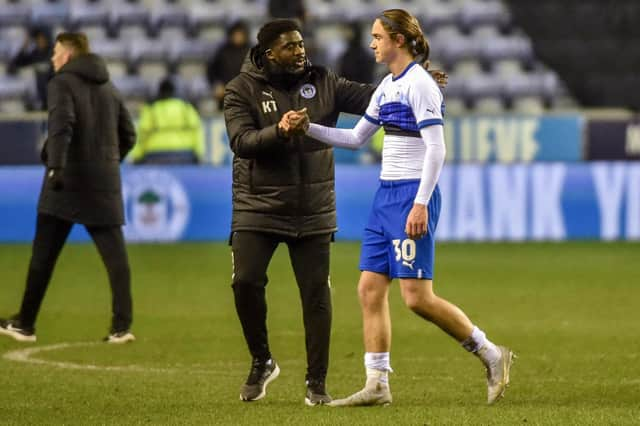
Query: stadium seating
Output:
[[0, 33, 22, 63], [458, 0, 510, 33], [0, 0, 576, 114], [30, 2, 69, 27], [187, 2, 227, 34], [110, 1, 150, 36], [0, 75, 33, 113], [507, 0, 639, 109], [112, 74, 151, 100], [0, 3, 30, 27], [421, 1, 459, 30], [67, 2, 110, 31], [148, 3, 188, 37]]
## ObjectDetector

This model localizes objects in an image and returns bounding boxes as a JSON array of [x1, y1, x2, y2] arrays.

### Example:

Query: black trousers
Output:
[[231, 231, 332, 382], [18, 213, 132, 332]]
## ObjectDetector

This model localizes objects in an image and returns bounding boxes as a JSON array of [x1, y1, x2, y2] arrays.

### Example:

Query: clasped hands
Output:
[[277, 108, 310, 137]]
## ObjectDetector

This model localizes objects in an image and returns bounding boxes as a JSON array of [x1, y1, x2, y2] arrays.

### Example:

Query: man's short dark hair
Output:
[[257, 19, 301, 53], [29, 25, 51, 42]]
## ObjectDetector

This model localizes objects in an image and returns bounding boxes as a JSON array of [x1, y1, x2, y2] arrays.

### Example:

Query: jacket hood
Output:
[[239, 46, 269, 82], [59, 53, 109, 84]]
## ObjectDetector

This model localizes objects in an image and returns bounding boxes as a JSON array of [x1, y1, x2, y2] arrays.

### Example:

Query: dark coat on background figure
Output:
[[338, 22, 376, 85], [206, 37, 250, 88], [38, 53, 136, 226], [8, 26, 54, 109]]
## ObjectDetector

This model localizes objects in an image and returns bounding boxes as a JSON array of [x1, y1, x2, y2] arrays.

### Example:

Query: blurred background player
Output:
[[129, 77, 204, 164], [286, 8, 514, 406], [0, 32, 136, 344]]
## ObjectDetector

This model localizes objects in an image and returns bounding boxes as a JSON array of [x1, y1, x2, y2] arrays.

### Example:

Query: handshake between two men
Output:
[[277, 108, 310, 138]]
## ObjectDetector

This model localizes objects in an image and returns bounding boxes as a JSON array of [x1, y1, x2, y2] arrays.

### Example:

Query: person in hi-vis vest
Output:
[[130, 78, 204, 164]]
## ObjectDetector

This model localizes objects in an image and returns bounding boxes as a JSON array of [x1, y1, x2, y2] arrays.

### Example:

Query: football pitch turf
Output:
[[1, 242, 639, 425]]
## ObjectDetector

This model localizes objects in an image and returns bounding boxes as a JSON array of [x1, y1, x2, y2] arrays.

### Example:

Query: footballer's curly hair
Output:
[[377, 9, 429, 60]]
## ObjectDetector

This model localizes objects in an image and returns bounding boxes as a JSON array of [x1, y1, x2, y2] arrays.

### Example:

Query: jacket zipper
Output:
[[290, 87, 305, 237]]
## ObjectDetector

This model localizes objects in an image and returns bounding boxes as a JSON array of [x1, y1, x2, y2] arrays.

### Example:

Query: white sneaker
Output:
[[328, 381, 392, 407], [486, 345, 515, 404], [104, 331, 136, 344], [0, 318, 36, 343]]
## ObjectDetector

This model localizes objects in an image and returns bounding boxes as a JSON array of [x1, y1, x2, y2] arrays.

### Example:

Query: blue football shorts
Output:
[[359, 179, 441, 280]]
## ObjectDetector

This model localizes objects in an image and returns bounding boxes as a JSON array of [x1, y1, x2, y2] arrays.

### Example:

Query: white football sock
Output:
[[461, 326, 501, 365], [364, 352, 392, 385]]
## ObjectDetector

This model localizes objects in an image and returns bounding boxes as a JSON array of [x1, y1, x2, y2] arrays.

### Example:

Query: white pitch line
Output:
[[8, 344, 639, 386], [2, 342, 210, 374]]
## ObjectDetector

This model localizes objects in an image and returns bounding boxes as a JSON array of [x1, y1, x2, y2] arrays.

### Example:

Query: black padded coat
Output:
[[38, 53, 136, 225], [224, 49, 374, 238]]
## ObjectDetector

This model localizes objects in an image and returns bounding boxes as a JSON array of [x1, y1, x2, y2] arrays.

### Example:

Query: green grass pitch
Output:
[[1, 242, 639, 425]]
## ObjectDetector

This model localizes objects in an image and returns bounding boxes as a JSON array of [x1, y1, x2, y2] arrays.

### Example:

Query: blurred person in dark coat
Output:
[[206, 20, 251, 110], [8, 25, 54, 110], [0, 33, 137, 344], [338, 21, 376, 84]]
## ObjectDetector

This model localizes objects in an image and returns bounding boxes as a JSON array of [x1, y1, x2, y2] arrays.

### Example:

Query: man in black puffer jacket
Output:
[[224, 19, 376, 406], [0, 33, 137, 345]]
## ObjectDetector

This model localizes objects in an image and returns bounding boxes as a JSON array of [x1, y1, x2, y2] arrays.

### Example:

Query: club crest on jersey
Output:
[[300, 84, 316, 99]]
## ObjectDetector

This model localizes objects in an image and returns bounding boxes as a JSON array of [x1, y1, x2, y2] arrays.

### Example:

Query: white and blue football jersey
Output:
[[363, 62, 444, 180]]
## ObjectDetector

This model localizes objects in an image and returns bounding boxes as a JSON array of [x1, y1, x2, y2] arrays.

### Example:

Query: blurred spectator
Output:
[[129, 78, 205, 165], [268, 0, 306, 23], [206, 20, 251, 111], [300, 27, 328, 67], [8, 25, 54, 110], [338, 21, 375, 84]]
